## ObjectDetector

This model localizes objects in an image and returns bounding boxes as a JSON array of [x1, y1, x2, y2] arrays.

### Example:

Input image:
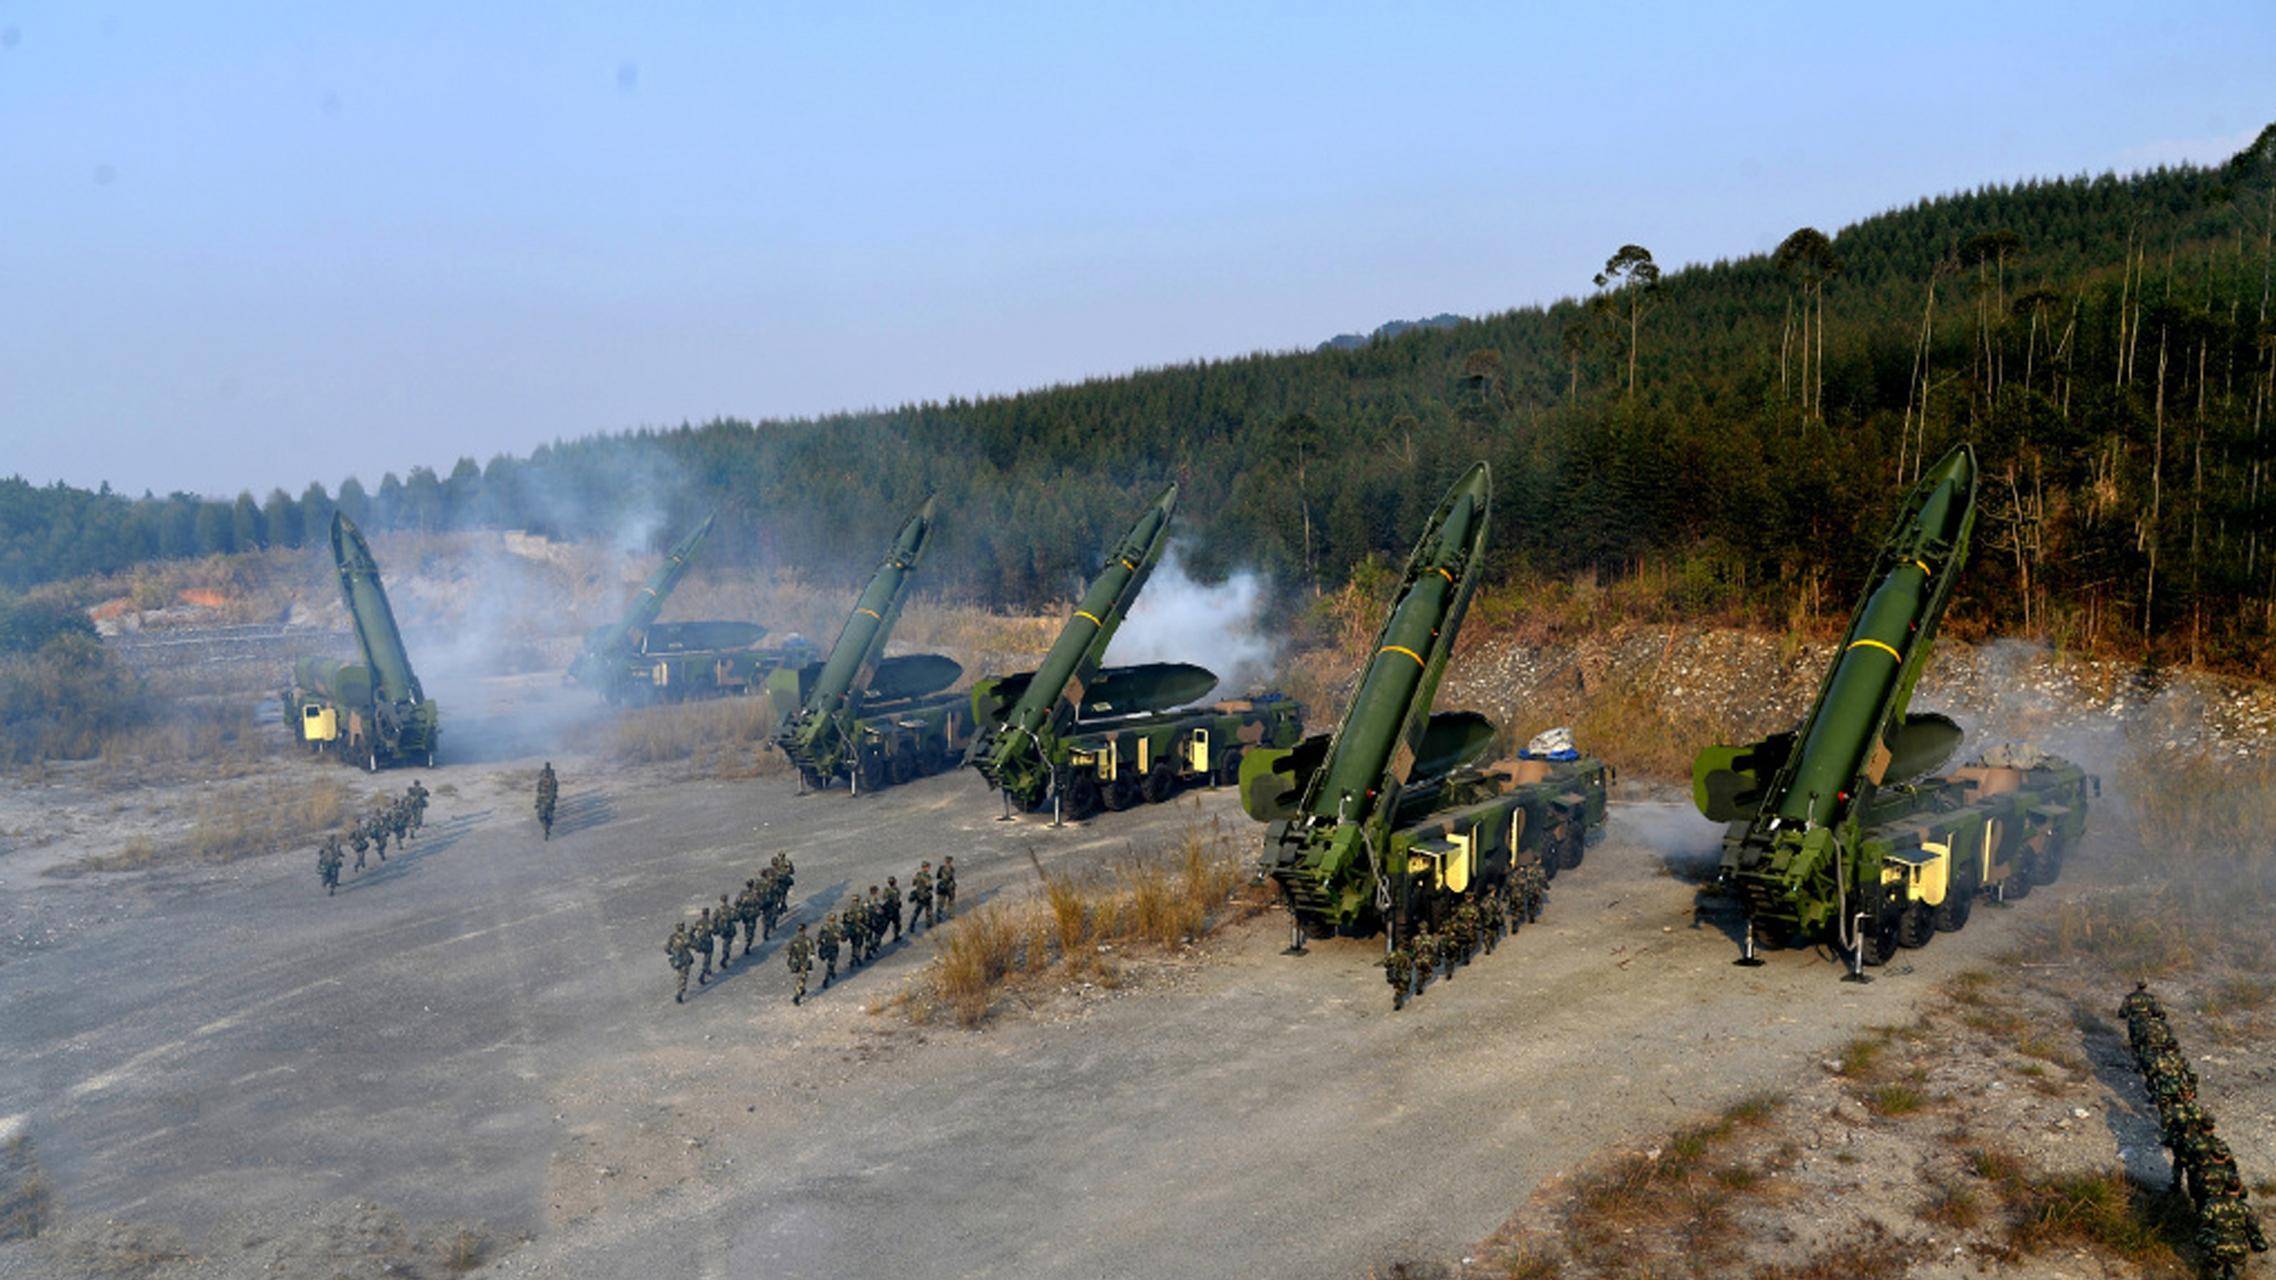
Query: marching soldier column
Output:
[[660, 850, 957, 1006], [311, 779, 431, 895], [2121, 983, 2268, 1278]]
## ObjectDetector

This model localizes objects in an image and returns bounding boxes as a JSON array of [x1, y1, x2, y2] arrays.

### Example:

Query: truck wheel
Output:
[[1140, 762, 1176, 805], [1557, 824, 1585, 871], [1857, 917, 1899, 967], [1897, 904, 1935, 949], [2002, 867, 2034, 901], [888, 748, 916, 787], [1932, 885, 1974, 932], [1216, 748, 1244, 786], [2027, 835, 2066, 886], [1103, 773, 1139, 812], [1063, 773, 1102, 819]]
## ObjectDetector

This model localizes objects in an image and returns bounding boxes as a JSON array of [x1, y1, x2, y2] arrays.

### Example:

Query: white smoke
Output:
[[1109, 549, 1277, 695]]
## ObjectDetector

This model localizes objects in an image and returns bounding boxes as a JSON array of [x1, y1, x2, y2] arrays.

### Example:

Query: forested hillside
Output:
[[7, 127, 2274, 668]]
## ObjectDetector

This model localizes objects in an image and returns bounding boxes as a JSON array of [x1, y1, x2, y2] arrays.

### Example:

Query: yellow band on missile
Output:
[[1380, 645, 1425, 666], [857, 608, 881, 620], [1912, 560, 1932, 576], [1122, 559, 1136, 570], [1847, 638, 1903, 661], [1075, 610, 1103, 626], [1435, 567, 1454, 583]]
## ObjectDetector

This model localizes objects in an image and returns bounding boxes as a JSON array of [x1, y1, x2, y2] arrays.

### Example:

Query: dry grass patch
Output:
[[1966, 1146, 2191, 1270], [609, 695, 787, 779], [0, 1135, 52, 1244], [80, 775, 351, 871], [907, 824, 1263, 1029], [1543, 1092, 1789, 1275]]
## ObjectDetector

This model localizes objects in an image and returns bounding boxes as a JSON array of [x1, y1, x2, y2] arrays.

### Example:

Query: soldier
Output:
[[884, 875, 905, 943], [737, 879, 762, 955], [817, 912, 842, 987], [774, 851, 796, 895], [910, 861, 935, 932], [2119, 980, 2161, 1026], [1381, 937, 1414, 1011], [694, 907, 717, 984], [714, 894, 739, 965], [317, 835, 343, 896], [389, 799, 411, 846], [761, 869, 789, 941], [370, 813, 390, 861], [666, 922, 694, 1003], [1478, 889, 1499, 955], [535, 762, 558, 840], [2198, 1197, 2264, 1278], [349, 821, 371, 871], [840, 895, 868, 969], [865, 886, 887, 961], [1445, 901, 1475, 969], [937, 856, 957, 920], [1411, 925, 1439, 987], [1518, 859, 1548, 924], [407, 778, 430, 830], [785, 923, 815, 1005]]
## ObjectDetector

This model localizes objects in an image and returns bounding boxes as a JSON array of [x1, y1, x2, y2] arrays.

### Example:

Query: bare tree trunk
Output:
[[2146, 328, 2168, 647], [1779, 296, 1792, 402], [1814, 280, 1827, 419]]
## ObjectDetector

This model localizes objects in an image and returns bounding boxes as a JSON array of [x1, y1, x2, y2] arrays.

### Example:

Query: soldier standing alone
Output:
[[785, 923, 815, 1005], [666, 923, 694, 1003], [317, 835, 343, 896], [937, 856, 957, 920], [535, 762, 558, 840]]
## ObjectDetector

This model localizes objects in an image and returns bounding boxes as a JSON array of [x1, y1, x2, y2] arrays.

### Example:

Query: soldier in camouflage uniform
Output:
[[666, 922, 694, 1003], [713, 894, 739, 966], [865, 885, 886, 959], [762, 868, 791, 941], [816, 912, 842, 987], [883, 875, 905, 943], [369, 812, 390, 861], [937, 856, 957, 920], [389, 799, 411, 846], [317, 835, 343, 896], [1411, 925, 1440, 987], [349, 821, 371, 871], [1446, 901, 1477, 971], [694, 907, 716, 984], [909, 862, 935, 933], [785, 923, 814, 1005], [1516, 859, 1547, 924], [535, 762, 558, 840], [736, 879, 761, 955], [1381, 937, 1414, 1011], [840, 895, 868, 969], [407, 779, 429, 831]]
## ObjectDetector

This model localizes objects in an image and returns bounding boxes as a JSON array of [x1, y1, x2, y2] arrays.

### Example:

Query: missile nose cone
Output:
[[1922, 445, 1974, 493], [1151, 482, 1178, 520]]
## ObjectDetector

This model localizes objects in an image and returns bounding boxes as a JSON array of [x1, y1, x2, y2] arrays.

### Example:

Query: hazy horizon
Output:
[[3, 1, 2270, 499]]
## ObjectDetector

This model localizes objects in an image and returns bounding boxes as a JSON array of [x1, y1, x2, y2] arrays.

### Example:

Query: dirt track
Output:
[[0, 681, 2076, 1279]]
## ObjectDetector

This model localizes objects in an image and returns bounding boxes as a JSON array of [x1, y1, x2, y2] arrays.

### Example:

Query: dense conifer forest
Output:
[[6, 126, 2274, 668]]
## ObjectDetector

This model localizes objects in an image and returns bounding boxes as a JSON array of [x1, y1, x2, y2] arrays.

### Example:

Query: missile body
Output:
[[1261, 464, 1491, 929], [332, 513, 424, 707], [1763, 446, 1975, 830], [971, 484, 1177, 807], [569, 512, 715, 688], [775, 498, 938, 776]]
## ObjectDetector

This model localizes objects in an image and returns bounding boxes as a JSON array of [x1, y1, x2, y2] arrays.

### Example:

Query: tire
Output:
[[2002, 867, 2033, 900], [1557, 824, 1585, 871], [1103, 772, 1139, 812], [1858, 916, 1900, 967], [1139, 762, 1176, 805], [1216, 748, 1244, 787], [1897, 903, 1935, 949], [1063, 773, 1102, 819], [856, 754, 884, 792], [1932, 885, 1974, 933], [2028, 835, 2066, 886], [887, 748, 916, 787]]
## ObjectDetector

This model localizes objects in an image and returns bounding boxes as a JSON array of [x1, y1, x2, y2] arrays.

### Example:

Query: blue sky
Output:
[[2, 1, 2270, 497]]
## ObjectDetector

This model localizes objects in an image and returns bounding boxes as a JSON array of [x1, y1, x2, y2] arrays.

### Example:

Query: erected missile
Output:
[[1244, 465, 1491, 930], [1697, 445, 1976, 834], [333, 512, 424, 707], [289, 513, 439, 768], [774, 497, 944, 778], [969, 483, 1177, 806], [569, 511, 715, 688], [1304, 463, 1490, 824]]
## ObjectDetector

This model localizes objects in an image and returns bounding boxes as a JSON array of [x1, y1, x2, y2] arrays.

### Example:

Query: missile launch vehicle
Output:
[[285, 513, 442, 770]]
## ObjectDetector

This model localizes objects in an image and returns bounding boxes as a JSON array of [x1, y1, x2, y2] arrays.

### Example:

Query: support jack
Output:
[[1734, 919, 1766, 967]]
